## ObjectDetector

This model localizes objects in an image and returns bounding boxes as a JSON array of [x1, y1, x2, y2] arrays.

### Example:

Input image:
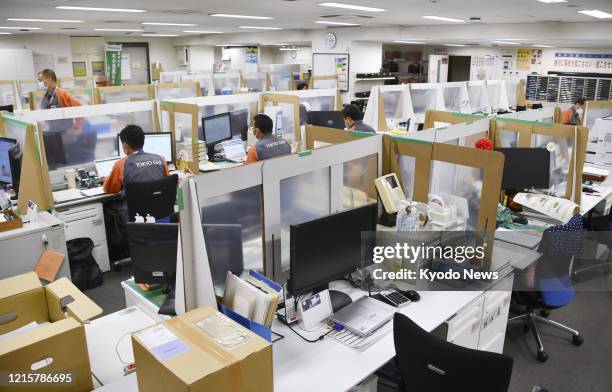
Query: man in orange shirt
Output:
[[561, 98, 585, 125], [245, 114, 291, 164], [37, 69, 81, 109], [103, 125, 169, 194]]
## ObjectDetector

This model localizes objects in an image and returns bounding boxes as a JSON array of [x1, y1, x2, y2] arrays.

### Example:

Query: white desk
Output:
[[581, 169, 612, 216], [199, 160, 243, 172]]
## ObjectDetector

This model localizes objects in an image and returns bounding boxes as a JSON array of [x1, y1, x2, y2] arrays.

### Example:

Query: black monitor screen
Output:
[[202, 224, 244, 287], [127, 223, 178, 285], [202, 113, 232, 146], [495, 148, 551, 189], [42, 132, 67, 170], [0, 137, 17, 184], [307, 111, 345, 130], [288, 203, 378, 296], [230, 109, 249, 141]]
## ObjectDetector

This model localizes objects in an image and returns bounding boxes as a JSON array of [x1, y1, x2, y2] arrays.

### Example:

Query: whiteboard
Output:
[[312, 53, 349, 92], [121, 53, 131, 80]]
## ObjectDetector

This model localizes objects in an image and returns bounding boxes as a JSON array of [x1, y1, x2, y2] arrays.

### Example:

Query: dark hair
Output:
[[297, 83, 308, 90], [38, 69, 57, 82], [254, 114, 273, 134], [342, 104, 363, 121], [574, 98, 585, 106], [119, 125, 145, 150]]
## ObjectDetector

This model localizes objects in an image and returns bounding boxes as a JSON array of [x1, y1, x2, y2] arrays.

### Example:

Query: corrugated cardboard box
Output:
[[133, 306, 273, 392], [0, 272, 102, 392]]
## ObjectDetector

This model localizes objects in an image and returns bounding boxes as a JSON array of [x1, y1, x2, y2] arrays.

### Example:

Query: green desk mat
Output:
[[125, 279, 167, 308]]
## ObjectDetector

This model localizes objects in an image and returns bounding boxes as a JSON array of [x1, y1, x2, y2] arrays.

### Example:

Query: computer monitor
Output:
[[118, 132, 174, 163], [230, 109, 249, 141], [127, 223, 178, 286], [202, 112, 232, 157], [0, 137, 17, 184], [288, 203, 378, 311], [202, 224, 244, 288], [0, 105, 14, 113], [9, 144, 21, 196], [42, 131, 67, 170], [307, 111, 345, 130], [495, 148, 551, 189], [94, 156, 120, 178]]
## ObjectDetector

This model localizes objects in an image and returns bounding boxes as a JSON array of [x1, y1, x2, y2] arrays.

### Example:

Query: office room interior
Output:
[[0, 0, 612, 391]]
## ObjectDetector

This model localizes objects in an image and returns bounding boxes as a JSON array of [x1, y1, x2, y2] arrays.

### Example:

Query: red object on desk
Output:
[[475, 137, 493, 151]]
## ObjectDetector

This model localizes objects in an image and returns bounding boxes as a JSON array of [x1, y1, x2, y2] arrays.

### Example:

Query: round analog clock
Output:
[[323, 33, 337, 49], [289, 50, 298, 60]]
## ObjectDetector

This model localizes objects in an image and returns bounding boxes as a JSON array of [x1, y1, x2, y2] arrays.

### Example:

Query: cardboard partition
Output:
[[0, 272, 102, 392], [95, 84, 155, 104], [309, 75, 338, 90], [132, 306, 273, 392], [260, 93, 302, 150], [304, 125, 375, 150], [58, 76, 95, 90], [423, 110, 487, 130], [155, 81, 201, 100], [493, 118, 588, 204]]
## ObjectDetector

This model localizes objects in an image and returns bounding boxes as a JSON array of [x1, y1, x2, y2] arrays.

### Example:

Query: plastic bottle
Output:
[[395, 199, 408, 232], [396, 200, 419, 232]]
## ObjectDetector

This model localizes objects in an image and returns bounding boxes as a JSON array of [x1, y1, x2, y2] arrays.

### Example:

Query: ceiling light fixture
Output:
[[183, 30, 222, 34], [578, 9, 612, 19], [215, 44, 244, 47], [94, 28, 144, 32], [7, 18, 83, 23], [318, 2, 387, 12], [315, 20, 359, 26], [0, 26, 41, 30], [533, 44, 554, 47], [209, 14, 273, 20], [393, 40, 424, 44], [55, 6, 147, 12], [142, 22, 196, 26], [536, 0, 567, 3], [0, 32, 13, 35], [422, 15, 465, 22], [239, 26, 283, 30], [444, 43, 467, 46], [142, 34, 178, 37], [491, 40, 519, 45]]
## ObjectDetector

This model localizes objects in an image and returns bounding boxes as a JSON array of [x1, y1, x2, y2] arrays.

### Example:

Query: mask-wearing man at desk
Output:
[[343, 104, 376, 133], [561, 98, 585, 125], [245, 114, 291, 164], [37, 69, 81, 110], [103, 125, 169, 194]]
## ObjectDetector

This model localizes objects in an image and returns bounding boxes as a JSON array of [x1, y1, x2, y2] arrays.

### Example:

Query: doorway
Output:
[[109, 42, 151, 85], [448, 56, 471, 82]]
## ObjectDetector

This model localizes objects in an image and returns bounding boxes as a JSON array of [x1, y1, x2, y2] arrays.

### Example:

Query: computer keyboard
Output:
[[495, 230, 541, 249], [80, 187, 105, 197], [376, 290, 410, 307]]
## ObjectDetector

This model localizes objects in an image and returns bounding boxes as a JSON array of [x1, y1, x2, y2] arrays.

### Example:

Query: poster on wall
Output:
[[335, 54, 349, 91], [246, 47, 258, 64], [553, 52, 612, 73], [531, 49, 542, 65], [104, 44, 122, 86], [516, 48, 531, 70]]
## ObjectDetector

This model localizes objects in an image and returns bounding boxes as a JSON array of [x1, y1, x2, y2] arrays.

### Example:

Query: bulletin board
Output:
[[313, 53, 349, 92]]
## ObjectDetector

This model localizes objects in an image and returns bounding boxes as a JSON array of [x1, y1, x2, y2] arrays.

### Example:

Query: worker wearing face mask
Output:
[[561, 98, 585, 126], [37, 69, 81, 109]]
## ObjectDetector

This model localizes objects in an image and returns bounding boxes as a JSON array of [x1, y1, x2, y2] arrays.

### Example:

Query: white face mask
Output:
[[37, 81, 45, 90], [576, 108, 584, 115]]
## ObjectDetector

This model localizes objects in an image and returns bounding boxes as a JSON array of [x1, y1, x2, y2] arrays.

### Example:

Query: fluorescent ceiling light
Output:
[[260, 43, 289, 46], [422, 15, 465, 22], [444, 43, 466, 46], [315, 20, 359, 26], [318, 2, 386, 12], [7, 18, 83, 23], [537, 0, 566, 3], [0, 26, 41, 30], [142, 34, 178, 37], [239, 26, 283, 30], [183, 30, 222, 34], [142, 22, 196, 26], [55, 6, 146, 12], [533, 44, 553, 47], [215, 44, 244, 47], [393, 40, 424, 44], [578, 9, 612, 19], [491, 40, 519, 45], [209, 14, 273, 20], [94, 28, 144, 32], [0, 32, 12, 35]]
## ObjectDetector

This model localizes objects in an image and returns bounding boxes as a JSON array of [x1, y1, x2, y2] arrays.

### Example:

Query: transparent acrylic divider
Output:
[[532, 133, 574, 197]]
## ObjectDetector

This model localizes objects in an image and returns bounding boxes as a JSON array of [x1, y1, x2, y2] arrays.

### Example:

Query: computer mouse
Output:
[[403, 290, 420, 302]]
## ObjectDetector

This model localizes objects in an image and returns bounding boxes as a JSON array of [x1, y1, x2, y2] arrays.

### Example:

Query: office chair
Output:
[[508, 214, 584, 362], [393, 313, 514, 392], [125, 174, 178, 222]]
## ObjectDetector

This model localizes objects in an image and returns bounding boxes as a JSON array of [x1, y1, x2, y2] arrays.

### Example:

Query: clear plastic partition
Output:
[[269, 72, 292, 91], [280, 168, 331, 274], [242, 72, 267, 92], [262, 101, 298, 146], [411, 88, 439, 122], [397, 155, 417, 200], [460, 131, 488, 148], [31, 89, 94, 109], [213, 73, 241, 95], [505, 80, 519, 108], [182, 74, 214, 96], [584, 107, 612, 133], [2, 119, 27, 151], [301, 95, 334, 112], [532, 134, 574, 197], [60, 77, 93, 89], [429, 161, 484, 231], [18, 81, 38, 108], [497, 129, 519, 148], [156, 85, 199, 100], [487, 83, 503, 111], [160, 71, 186, 83], [467, 83, 490, 114], [99, 89, 151, 104], [0, 82, 17, 107], [442, 84, 470, 113], [312, 78, 338, 90], [342, 154, 378, 210], [200, 185, 264, 276], [381, 90, 403, 122]]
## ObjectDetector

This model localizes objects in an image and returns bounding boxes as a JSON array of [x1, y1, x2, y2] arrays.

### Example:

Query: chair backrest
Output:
[[124, 174, 178, 221], [393, 313, 513, 392]]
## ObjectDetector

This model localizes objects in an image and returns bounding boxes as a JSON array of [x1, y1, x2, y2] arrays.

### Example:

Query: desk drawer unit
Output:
[[446, 296, 485, 350], [56, 203, 111, 272], [478, 274, 514, 353]]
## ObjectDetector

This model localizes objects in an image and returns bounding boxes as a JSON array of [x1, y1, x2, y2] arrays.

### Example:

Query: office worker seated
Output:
[[37, 69, 81, 109], [561, 98, 585, 125], [103, 125, 169, 194], [245, 114, 291, 164], [342, 104, 376, 133]]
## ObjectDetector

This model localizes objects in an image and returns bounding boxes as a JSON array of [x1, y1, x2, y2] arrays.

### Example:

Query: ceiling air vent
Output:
[[319, 14, 375, 19]]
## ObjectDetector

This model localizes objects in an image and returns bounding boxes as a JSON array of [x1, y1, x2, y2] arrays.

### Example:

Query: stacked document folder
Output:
[[222, 270, 281, 328]]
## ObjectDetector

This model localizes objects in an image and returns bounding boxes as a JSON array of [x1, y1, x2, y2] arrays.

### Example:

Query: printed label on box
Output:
[[136, 325, 188, 361]]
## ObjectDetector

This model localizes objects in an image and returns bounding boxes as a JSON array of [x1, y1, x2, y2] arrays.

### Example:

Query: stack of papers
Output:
[[513, 193, 578, 224], [222, 270, 282, 327], [53, 189, 85, 203]]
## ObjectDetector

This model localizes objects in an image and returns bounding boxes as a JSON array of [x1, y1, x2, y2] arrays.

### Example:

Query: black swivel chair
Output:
[[508, 214, 584, 362], [124, 174, 179, 222], [393, 313, 514, 392]]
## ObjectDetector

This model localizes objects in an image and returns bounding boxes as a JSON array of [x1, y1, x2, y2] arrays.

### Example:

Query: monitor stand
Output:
[[328, 290, 352, 313]]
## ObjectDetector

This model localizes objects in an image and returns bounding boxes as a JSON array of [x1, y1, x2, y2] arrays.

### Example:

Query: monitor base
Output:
[[329, 290, 352, 313]]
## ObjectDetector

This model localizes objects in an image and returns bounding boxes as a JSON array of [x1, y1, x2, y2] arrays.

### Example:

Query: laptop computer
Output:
[[331, 296, 395, 337], [95, 156, 120, 178], [222, 139, 247, 163]]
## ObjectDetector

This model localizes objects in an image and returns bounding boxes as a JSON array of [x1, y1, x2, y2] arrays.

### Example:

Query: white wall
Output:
[[188, 45, 214, 72], [0, 35, 72, 78], [350, 42, 382, 74]]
